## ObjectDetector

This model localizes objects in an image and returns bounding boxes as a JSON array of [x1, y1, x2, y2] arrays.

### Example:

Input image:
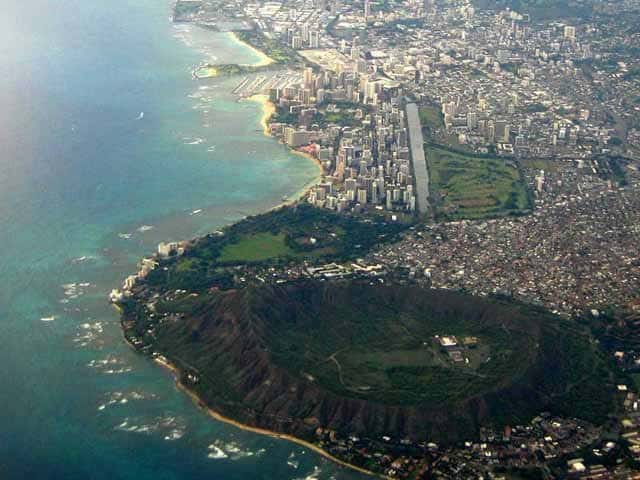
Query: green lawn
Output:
[[427, 144, 531, 220], [145, 205, 409, 291], [218, 232, 293, 263]]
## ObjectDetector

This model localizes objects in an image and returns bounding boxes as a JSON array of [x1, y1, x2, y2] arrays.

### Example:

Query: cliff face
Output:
[[150, 281, 612, 443]]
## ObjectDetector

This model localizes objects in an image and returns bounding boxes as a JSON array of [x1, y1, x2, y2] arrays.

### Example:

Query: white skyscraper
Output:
[[564, 25, 576, 40]]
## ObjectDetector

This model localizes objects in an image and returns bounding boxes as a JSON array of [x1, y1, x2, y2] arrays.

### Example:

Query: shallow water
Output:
[[0, 1, 360, 478]]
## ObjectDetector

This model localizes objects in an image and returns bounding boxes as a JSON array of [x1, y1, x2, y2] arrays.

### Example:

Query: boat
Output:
[[137, 111, 144, 120], [40, 316, 56, 322]]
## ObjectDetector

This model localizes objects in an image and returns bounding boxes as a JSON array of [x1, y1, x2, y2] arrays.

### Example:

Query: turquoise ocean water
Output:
[[0, 1, 362, 478]]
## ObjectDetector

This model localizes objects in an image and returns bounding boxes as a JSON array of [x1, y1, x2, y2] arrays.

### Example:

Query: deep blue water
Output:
[[0, 1, 361, 478]]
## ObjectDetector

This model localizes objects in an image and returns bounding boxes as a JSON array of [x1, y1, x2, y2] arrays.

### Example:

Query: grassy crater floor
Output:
[[262, 283, 609, 411]]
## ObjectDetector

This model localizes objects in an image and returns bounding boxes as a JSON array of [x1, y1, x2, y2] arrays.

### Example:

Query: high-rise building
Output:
[[487, 121, 495, 143], [303, 67, 314, 89], [284, 128, 315, 147], [309, 30, 320, 49], [466, 112, 478, 129], [364, 0, 370, 19], [564, 25, 576, 40], [291, 35, 303, 49], [370, 183, 378, 204], [423, 0, 433, 15], [442, 101, 457, 117], [495, 120, 510, 143]]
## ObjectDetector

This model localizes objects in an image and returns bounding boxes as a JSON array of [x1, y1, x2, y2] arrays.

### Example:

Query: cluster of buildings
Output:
[[337, 0, 640, 161], [369, 161, 640, 318], [137, 0, 640, 476], [109, 241, 187, 303], [435, 334, 477, 363], [267, 65, 423, 213], [181, 0, 640, 222], [313, 413, 629, 479], [182, 0, 640, 160]]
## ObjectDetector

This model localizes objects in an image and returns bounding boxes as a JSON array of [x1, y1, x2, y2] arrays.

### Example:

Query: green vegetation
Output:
[[526, 102, 548, 113], [144, 281, 616, 442], [218, 232, 293, 263], [173, 0, 202, 21], [427, 144, 531, 220], [145, 204, 408, 291], [194, 63, 273, 79], [417, 104, 532, 220], [419, 104, 468, 149], [520, 157, 560, 172], [272, 103, 362, 128], [268, 296, 529, 406], [594, 154, 629, 187], [501, 62, 520, 75], [321, 111, 358, 126], [236, 30, 302, 65], [270, 106, 297, 124], [419, 104, 445, 133], [264, 283, 614, 418], [192, 29, 302, 79], [473, 0, 593, 20], [314, 104, 362, 127]]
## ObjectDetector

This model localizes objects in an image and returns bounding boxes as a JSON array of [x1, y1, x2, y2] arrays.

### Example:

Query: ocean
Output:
[[0, 0, 362, 478]]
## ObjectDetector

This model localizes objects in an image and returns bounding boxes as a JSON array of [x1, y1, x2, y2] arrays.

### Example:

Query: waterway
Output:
[[406, 103, 430, 214]]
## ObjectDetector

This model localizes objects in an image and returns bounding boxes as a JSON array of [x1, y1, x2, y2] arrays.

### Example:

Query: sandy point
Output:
[[247, 94, 276, 135], [228, 31, 274, 67]]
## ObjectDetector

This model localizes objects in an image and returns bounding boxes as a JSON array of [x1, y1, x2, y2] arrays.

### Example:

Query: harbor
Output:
[[231, 70, 302, 98]]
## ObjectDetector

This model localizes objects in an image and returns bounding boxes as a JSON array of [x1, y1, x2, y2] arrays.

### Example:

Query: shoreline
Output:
[[245, 93, 324, 209], [225, 30, 324, 208], [152, 356, 388, 479], [227, 31, 274, 67], [119, 22, 372, 479]]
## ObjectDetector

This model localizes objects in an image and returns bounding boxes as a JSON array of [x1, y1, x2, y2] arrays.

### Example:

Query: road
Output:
[[405, 102, 430, 214]]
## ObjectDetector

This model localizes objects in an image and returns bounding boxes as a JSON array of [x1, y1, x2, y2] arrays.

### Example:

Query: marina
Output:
[[231, 70, 302, 98]]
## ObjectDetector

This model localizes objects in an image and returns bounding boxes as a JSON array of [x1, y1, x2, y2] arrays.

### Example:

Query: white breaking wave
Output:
[[114, 414, 186, 439], [207, 445, 228, 459], [293, 466, 322, 480], [206, 440, 265, 461]]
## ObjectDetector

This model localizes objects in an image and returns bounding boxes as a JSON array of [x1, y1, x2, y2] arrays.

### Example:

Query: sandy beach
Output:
[[247, 94, 275, 136], [228, 31, 274, 67], [152, 355, 388, 479], [246, 94, 324, 209]]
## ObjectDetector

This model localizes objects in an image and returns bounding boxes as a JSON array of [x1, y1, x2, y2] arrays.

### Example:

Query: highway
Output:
[[405, 102, 430, 214]]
